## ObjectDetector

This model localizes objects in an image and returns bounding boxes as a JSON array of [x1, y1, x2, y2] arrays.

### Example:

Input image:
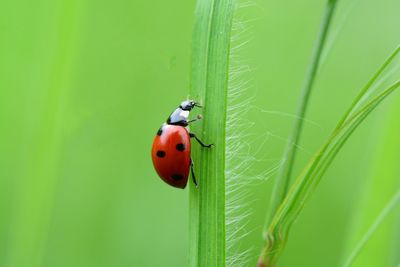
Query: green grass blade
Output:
[[266, 0, 338, 228], [257, 44, 400, 266], [335, 45, 400, 130], [296, 82, 400, 208], [189, 0, 234, 266], [343, 190, 400, 267], [259, 81, 400, 267], [341, 95, 400, 267]]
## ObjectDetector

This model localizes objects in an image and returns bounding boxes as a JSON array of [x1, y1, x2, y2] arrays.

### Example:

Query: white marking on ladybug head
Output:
[[179, 110, 189, 119]]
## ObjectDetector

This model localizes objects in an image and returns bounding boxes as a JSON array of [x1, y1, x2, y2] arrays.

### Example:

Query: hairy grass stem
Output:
[[188, 0, 234, 266]]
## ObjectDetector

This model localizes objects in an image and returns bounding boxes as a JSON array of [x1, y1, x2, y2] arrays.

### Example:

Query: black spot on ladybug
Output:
[[157, 127, 163, 136], [176, 143, 185, 151], [156, 150, 166, 158], [171, 174, 183, 181]]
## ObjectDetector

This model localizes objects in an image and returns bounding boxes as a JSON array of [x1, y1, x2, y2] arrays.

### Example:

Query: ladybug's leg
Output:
[[190, 160, 198, 187], [187, 118, 199, 124], [187, 115, 203, 124], [189, 133, 214, 148]]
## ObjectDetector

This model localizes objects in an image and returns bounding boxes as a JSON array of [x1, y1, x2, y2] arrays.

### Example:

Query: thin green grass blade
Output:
[[258, 44, 400, 266], [189, 0, 234, 266], [266, 0, 339, 228], [342, 190, 400, 267], [335, 45, 400, 130], [258, 80, 400, 266], [341, 95, 400, 267]]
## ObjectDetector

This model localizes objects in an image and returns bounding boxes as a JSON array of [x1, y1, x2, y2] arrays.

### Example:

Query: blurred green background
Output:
[[1, 0, 399, 266]]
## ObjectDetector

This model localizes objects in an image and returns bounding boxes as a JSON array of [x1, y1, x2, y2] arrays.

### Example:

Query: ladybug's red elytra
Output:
[[151, 100, 213, 189]]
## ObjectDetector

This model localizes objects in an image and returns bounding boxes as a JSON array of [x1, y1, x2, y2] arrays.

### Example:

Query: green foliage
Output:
[[258, 46, 400, 266], [342, 97, 400, 267], [343, 190, 400, 267], [1, 1, 400, 267], [267, 0, 338, 229], [189, 0, 234, 266]]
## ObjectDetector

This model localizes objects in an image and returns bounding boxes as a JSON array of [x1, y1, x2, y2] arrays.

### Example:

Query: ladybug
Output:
[[151, 100, 213, 189]]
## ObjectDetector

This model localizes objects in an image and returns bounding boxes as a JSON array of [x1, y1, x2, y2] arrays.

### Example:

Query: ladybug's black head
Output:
[[167, 100, 202, 126], [180, 100, 201, 111]]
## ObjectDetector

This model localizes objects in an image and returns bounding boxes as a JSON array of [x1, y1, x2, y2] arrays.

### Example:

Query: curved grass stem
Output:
[[258, 71, 400, 267]]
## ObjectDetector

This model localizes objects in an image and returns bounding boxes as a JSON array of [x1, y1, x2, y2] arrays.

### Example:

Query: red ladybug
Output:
[[151, 100, 212, 189]]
